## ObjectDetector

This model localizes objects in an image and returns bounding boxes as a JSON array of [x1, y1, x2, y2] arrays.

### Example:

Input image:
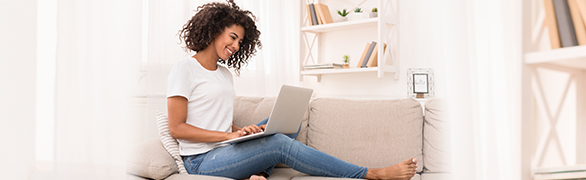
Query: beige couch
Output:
[[127, 97, 450, 180]]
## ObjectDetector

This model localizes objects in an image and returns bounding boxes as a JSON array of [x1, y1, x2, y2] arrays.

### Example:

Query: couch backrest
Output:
[[233, 96, 309, 144], [422, 98, 450, 173], [306, 98, 423, 172]]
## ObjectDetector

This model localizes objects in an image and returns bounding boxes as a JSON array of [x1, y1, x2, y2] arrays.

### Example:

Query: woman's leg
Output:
[[254, 117, 302, 176], [183, 134, 367, 179]]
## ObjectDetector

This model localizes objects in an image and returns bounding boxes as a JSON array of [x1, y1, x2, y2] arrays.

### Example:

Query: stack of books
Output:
[[306, 3, 334, 26], [543, 0, 586, 48], [304, 63, 345, 70], [357, 41, 387, 68]]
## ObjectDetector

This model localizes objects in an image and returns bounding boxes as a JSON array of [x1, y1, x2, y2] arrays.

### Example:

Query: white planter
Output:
[[370, 12, 378, 18], [352, 12, 363, 21], [339, 17, 348, 22]]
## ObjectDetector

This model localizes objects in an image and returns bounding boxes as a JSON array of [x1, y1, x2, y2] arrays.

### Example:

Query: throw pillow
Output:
[[126, 138, 178, 179], [156, 111, 188, 174]]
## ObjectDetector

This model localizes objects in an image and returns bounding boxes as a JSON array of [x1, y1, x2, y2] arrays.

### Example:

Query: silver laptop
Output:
[[219, 85, 313, 144]]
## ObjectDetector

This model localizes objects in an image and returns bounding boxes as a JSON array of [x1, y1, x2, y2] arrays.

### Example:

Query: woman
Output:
[[167, 1, 418, 180]]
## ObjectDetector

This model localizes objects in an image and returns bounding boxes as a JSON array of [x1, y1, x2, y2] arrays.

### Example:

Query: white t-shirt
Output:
[[167, 57, 235, 156]]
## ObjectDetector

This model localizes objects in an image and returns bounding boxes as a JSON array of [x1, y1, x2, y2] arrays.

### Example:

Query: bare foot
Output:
[[365, 158, 418, 180], [242, 175, 267, 180]]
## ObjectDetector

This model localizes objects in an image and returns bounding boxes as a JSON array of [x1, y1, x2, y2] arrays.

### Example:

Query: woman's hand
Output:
[[226, 130, 247, 140], [226, 124, 267, 140], [240, 124, 266, 135]]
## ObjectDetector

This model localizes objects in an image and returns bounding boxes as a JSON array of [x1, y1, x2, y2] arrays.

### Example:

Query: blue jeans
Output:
[[182, 118, 368, 179]]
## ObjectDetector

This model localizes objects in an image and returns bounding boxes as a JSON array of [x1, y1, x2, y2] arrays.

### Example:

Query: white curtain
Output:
[[53, 0, 141, 178], [446, 0, 522, 179], [233, 0, 301, 97]]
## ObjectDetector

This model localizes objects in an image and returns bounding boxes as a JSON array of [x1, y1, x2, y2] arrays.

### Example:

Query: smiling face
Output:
[[213, 25, 244, 60]]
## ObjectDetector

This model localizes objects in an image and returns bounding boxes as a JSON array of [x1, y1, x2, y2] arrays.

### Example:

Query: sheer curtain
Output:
[[233, 0, 301, 97], [446, 0, 522, 179], [52, 0, 141, 178]]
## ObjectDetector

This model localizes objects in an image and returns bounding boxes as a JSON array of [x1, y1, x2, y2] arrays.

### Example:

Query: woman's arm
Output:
[[232, 124, 242, 132], [167, 96, 245, 142]]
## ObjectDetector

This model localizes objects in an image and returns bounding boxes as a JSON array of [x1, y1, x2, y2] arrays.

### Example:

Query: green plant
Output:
[[354, 7, 363, 13], [343, 55, 350, 64], [337, 9, 349, 17], [372, 7, 378, 12]]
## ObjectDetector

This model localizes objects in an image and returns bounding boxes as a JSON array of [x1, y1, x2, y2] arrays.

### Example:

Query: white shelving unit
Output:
[[301, 17, 380, 33], [523, 48, 586, 180], [525, 45, 586, 70], [521, 0, 586, 178], [300, 0, 399, 82], [533, 164, 586, 180]]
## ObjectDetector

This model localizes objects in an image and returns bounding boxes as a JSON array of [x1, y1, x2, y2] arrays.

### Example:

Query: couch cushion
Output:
[[291, 173, 420, 180], [166, 169, 304, 180], [165, 174, 233, 180], [267, 168, 306, 180], [233, 96, 309, 144], [423, 99, 450, 173], [127, 138, 177, 180], [420, 172, 451, 180], [307, 98, 423, 172], [291, 176, 361, 180], [126, 173, 150, 180]]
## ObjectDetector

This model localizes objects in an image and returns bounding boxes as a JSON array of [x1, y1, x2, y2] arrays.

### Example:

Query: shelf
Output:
[[300, 0, 400, 82], [301, 66, 397, 82], [301, 18, 380, 33], [302, 67, 377, 75], [533, 164, 586, 180], [301, 68, 377, 82], [525, 45, 586, 70]]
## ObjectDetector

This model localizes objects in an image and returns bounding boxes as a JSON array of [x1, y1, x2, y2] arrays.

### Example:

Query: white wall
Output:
[[301, 0, 447, 99], [0, 0, 37, 179]]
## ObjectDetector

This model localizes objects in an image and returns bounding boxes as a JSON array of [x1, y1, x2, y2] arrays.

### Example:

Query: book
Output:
[[315, 3, 334, 24], [366, 43, 387, 67], [304, 63, 344, 70], [356, 42, 371, 68], [309, 4, 319, 26], [576, 0, 586, 37], [553, 0, 578, 47], [313, 3, 324, 25], [304, 63, 344, 68], [366, 43, 380, 68], [306, 4, 314, 26], [569, 0, 586, 45], [361, 41, 377, 68], [543, 0, 561, 49]]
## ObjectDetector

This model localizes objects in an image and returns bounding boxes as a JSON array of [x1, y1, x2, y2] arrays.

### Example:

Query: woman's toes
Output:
[[248, 175, 266, 180], [404, 158, 417, 165]]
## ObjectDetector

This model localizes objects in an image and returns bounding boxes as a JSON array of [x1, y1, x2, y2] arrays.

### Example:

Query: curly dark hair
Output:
[[179, 0, 261, 75]]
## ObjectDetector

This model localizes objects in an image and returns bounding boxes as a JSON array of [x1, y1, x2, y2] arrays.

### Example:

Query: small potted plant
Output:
[[337, 9, 350, 22], [342, 55, 350, 69], [353, 7, 363, 21], [370, 7, 378, 18]]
